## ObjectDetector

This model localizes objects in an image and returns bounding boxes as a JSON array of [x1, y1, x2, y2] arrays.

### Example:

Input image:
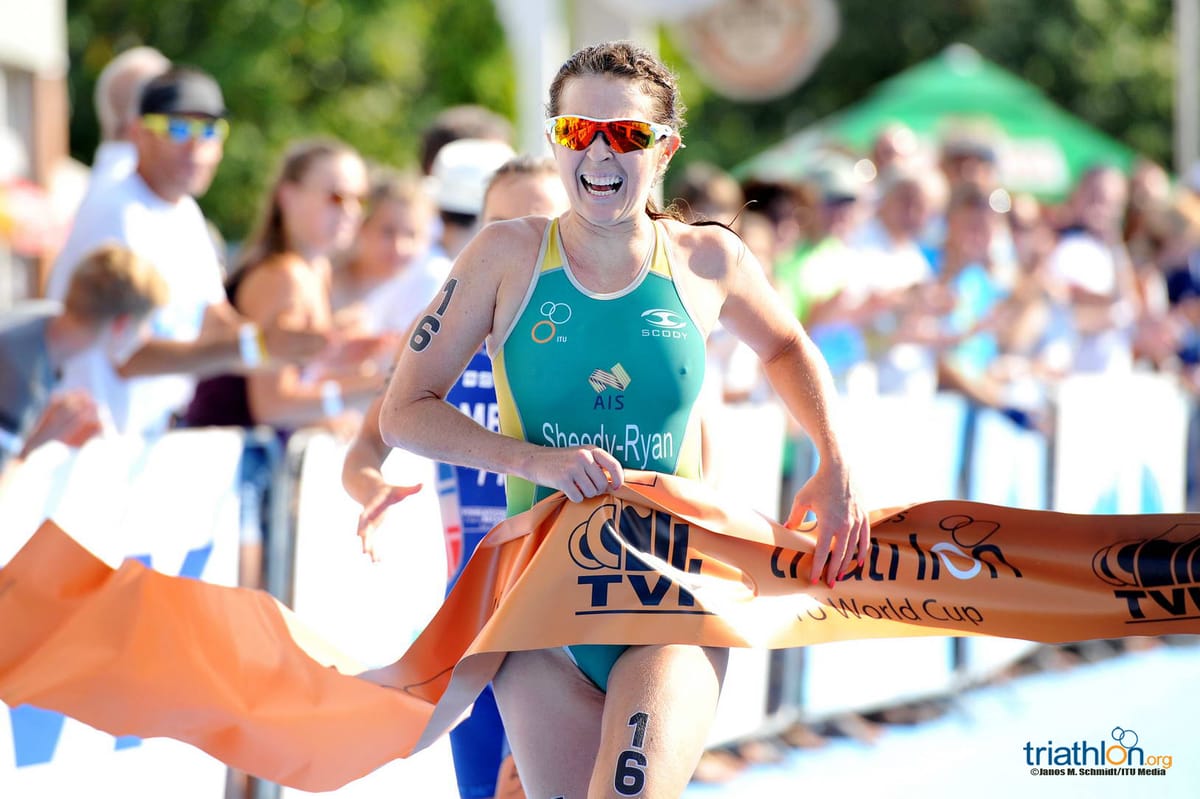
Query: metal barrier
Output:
[[1, 374, 1195, 790]]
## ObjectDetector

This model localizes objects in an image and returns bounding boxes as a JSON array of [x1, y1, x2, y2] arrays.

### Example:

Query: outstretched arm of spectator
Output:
[[20, 391, 103, 457], [116, 300, 331, 379], [231, 258, 383, 430]]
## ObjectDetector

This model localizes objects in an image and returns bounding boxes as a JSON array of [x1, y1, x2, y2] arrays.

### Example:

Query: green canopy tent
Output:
[[736, 44, 1138, 200]]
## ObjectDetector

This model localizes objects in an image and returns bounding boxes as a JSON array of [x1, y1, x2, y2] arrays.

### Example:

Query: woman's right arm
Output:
[[379, 221, 622, 502]]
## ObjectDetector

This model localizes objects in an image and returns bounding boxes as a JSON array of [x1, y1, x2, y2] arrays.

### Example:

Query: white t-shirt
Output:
[[1046, 230, 1133, 374], [89, 141, 138, 194], [851, 219, 933, 294], [1047, 231, 1117, 296], [354, 251, 452, 335], [47, 171, 225, 435]]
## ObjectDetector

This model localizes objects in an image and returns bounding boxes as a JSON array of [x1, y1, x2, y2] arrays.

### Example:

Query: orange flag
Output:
[[1, 471, 1198, 790]]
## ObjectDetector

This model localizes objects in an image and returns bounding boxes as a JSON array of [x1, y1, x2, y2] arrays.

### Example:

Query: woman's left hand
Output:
[[784, 460, 870, 588]]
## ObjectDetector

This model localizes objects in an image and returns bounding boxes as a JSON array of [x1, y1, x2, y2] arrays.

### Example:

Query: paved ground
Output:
[[685, 641, 1200, 798]]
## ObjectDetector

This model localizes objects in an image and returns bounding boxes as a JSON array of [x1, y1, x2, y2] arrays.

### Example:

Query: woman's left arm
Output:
[[707, 231, 870, 586]]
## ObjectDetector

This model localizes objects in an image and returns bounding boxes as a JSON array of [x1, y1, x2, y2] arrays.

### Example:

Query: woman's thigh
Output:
[[590, 645, 728, 799], [493, 647, 606, 799], [494, 645, 727, 799]]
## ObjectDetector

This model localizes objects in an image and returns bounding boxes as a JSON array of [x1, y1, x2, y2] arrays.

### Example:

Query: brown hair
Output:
[[236, 137, 361, 272], [64, 244, 168, 323], [483, 154, 558, 202], [547, 41, 694, 225], [947, 182, 993, 214], [362, 167, 431, 222], [419, 105, 513, 176]]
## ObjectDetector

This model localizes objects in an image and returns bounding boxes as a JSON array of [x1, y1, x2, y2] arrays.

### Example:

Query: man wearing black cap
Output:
[[48, 66, 326, 437]]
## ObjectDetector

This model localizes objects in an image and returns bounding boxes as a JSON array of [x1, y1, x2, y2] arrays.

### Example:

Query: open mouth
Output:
[[580, 175, 623, 197]]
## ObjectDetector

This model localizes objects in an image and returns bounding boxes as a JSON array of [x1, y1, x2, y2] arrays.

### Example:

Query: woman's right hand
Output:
[[523, 445, 624, 503]]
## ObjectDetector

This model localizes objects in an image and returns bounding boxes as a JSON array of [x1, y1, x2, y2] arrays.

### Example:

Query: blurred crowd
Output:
[[673, 125, 1200, 438], [5, 45, 1200, 513], [2, 42, 1200, 796]]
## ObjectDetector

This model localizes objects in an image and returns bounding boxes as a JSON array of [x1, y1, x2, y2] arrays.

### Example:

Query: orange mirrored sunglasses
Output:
[[544, 115, 680, 155]]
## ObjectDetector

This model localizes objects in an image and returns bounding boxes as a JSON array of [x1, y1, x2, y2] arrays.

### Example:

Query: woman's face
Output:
[[282, 151, 368, 257], [552, 75, 673, 228], [355, 198, 433, 278]]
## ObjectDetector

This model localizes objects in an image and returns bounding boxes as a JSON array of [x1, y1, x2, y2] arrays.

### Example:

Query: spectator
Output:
[[184, 137, 385, 592], [922, 128, 1011, 267], [1, 244, 166, 478], [1140, 194, 1200, 388], [89, 46, 170, 192], [991, 192, 1075, 393], [869, 122, 919, 175], [773, 157, 877, 391], [47, 67, 328, 437], [428, 137, 516, 261], [185, 137, 384, 436], [331, 169, 441, 335], [930, 184, 1013, 409], [1123, 157, 1172, 270], [853, 163, 936, 292], [743, 177, 809, 256], [938, 129, 1000, 193], [419, 105, 513, 177], [736, 209, 780, 279], [669, 161, 744, 225], [1046, 164, 1140, 374]]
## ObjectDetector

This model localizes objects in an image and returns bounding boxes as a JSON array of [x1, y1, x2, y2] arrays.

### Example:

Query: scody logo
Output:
[[1093, 523, 1200, 623], [569, 501, 708, 614], [641, 308, 688, 339]]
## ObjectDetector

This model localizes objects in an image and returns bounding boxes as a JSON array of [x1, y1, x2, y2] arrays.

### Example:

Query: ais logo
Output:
[[569, 502, 708, 615], [590, 363, 630, 411], [7, 545, 213, 767], [1093, 523, 1200, 623]]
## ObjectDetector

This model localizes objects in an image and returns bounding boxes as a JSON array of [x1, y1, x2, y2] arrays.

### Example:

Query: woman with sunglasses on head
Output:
[[186, 138, 388, 587], [380, 41, 869, 798]]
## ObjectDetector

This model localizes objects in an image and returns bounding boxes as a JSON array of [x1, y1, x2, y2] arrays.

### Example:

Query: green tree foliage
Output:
[[66, 0, 1176, 238], [663, 0, 1175, 180], [66, 0, 514, 241]]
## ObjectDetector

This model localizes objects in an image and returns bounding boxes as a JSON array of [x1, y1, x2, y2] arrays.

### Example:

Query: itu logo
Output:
[[640, 308, 688, 339], [1093, 522, 1200, 623], [531, 301, 572, 344], [569, 501, 708, 615]]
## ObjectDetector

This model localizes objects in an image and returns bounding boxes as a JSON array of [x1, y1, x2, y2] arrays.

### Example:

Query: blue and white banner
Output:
[[0, 430, 242, 799]]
